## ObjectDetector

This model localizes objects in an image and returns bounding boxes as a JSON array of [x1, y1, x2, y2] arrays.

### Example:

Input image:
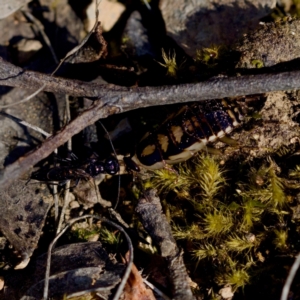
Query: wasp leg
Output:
[[204, 146, 222, 155], [123, 156, 140, 172], [218, 136, 239, 146], [52, 151, 79, 167]]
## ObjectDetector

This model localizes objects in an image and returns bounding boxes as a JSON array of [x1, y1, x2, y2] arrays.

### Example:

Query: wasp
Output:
[[124, 97, 262, 171], [31, 154, 120, 185]]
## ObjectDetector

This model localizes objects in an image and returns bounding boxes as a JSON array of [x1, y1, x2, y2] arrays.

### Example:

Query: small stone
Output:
[[290, 137, 299, 144], [219, 285, 234, 299], [252, 134, 260, 140], [0, 276, 4, 291], [13, 38, 43, 64], [88, 234, 100, 242], [86, 0, 126, 32], [0, 237, 7, 250], [69, 200, 80, 209], [14, 256, 30, 270], [159, 0, 275, 57], [245, 233, 256, 243], [64, 214, 71, 221]]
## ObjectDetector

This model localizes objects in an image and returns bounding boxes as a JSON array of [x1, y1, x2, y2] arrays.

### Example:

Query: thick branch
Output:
[[1, 58, 300, 107], [136, 189, 195, 300]]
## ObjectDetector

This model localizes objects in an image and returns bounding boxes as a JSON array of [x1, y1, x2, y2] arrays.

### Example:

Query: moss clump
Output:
[[195, 45, 228, 69], [70, 223, 122, 252], [156, 49, 186, 78], [146, 154, 299, 298]]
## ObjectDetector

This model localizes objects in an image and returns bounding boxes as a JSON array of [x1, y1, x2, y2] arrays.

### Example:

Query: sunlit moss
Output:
[[202, 210, 233, 236], [192, 242, 226, 262], [149, 167, 193, 196], [225, 234, 256, 253], [289, 165, 300, 179], [67, 292, 99, 300], [240, 198, 265, 230], [238, 159, 288, 209], [149, 155, 225, 203], [148, 152, 296, 295], [173, 223, 206, 241], [71, 226, 99, 242], [193, 155, 226, 202], [273, 229, 288, 250], [251, 59, 264, 68], [157, 49, 185, 78], [72, 225, 122, 250], [268, 162, 287, 208], [216, 257, 252, 292], [217, 266, 251, 291], [99, 227, 122, 247], [195, 45, 226, 67]]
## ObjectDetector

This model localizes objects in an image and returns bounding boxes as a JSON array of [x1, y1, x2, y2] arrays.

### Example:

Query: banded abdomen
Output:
[[130, 99, 246, 170]]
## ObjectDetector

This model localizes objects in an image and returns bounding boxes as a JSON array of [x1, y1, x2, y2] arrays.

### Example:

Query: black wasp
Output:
[[31, 153, 120, 185]]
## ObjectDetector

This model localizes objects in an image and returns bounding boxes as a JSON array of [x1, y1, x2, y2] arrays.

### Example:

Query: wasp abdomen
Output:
[[131, 99, 245, 170]]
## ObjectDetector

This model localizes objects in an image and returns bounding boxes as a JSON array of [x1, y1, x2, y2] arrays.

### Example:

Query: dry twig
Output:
[[281, 253, 300, 300]]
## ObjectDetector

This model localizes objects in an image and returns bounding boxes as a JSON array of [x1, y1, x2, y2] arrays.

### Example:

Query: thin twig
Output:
[[108, 208, 130, 229], [98, 121, 121, 209], [143, 278, 171, 300], [43, 215, 134, 300], [55, 181, 70, 234], [281, 253, 300, 300], [50, 0, 101, 75], [56, 95, 73, 233], [0, 111, 50, 137], [0, 84, 46, 109], [52, 186, 59, 223], [142, 0, 151, 10], [21, 10, 59, 64]]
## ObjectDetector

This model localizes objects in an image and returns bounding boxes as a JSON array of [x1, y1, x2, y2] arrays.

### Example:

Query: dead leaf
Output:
[[122, 252, 156, 300]]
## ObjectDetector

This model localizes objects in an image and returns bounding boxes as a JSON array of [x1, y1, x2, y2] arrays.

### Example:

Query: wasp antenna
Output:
[[98, 121, 118, 161], [98, 120, 121, 210]]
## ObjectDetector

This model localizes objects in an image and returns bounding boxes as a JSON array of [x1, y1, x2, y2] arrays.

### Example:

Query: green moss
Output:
[[273, 229, 288, 250], [225, 234, 256, 253], [195, 45, 227, 68], [251, 59, 264, 68], [173, 223, 206, 240], [217, 266, 251, 291], [156, 49, 186, 78], [202, 210, 233, 236], [145, 153, 299, 297]]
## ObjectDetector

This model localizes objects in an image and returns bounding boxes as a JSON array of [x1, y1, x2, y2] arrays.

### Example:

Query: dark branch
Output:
[[1, 57, 300, 106]]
